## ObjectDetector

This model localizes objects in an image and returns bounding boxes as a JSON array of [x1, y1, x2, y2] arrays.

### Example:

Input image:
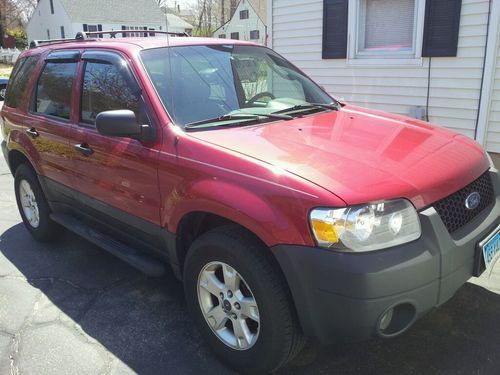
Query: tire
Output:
[[0, 84, 6, 101], [14, 164, 61, 242], [183, 226, 304, 374]]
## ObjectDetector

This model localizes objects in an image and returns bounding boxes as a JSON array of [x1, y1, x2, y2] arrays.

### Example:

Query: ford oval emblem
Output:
[[465, 192, 481, 210]]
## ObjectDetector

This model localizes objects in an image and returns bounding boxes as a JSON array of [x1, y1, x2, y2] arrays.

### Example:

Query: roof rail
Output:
[[29, 32, 93, 49], [84, 30, 190, 38], [29, 30, 188, 49]]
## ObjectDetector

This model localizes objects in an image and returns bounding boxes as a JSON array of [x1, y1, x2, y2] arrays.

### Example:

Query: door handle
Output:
[[26, 127, 39, 139], [74, 143, 94, 156]]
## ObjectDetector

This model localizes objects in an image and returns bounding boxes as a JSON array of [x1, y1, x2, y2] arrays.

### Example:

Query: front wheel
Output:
[[183, 226, 304, 374]]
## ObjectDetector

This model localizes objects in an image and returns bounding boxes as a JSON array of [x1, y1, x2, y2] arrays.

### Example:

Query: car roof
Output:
[[23, 36, 259, 57]]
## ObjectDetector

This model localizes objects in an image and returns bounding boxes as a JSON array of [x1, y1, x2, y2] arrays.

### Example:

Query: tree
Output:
[[0, 0, 37, 46], [157, 0, 225, 37], [6, 27, 27, 48], [193, 0, 224, 36]]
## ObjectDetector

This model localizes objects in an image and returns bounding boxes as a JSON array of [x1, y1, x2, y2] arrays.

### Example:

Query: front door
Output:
[[71, 50, 162, 247]]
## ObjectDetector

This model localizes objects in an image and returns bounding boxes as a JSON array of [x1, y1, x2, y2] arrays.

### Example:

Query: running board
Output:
[[50, 213, 166, 277]]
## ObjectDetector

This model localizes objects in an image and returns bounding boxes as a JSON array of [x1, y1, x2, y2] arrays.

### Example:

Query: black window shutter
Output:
[[422, 0, 462, 57], [122, 25, 127, 38], [322, 0, 348, 59], [83, 24, 88, 32], [97, 24, 103, 38], [144, 26, 148, 37]]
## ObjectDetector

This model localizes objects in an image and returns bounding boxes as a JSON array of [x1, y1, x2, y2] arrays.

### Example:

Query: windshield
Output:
[[140, 44, 335, 128]]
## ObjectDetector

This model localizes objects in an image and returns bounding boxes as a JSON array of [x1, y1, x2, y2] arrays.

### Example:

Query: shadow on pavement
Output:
[[1, 223, 500, 374]]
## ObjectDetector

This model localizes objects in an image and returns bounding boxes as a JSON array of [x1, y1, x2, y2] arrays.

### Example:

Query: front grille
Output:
[[433, 172, 494, 233]]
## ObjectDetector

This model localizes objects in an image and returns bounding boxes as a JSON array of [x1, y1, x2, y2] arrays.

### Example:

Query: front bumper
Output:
[[271, 168, 500, 344]]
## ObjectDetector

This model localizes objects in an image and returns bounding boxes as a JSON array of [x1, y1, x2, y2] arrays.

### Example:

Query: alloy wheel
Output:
[[19, 179, 40, 228], [197, 261, 260, 350]]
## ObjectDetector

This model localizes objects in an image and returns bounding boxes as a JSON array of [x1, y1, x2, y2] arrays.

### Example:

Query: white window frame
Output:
[[347, 0, 426, 66]]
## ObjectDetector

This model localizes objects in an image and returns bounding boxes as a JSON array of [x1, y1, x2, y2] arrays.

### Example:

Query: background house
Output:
[[27, 0, 193, 43], [268, 0, 500, 153], [213, 0, 267, 45]]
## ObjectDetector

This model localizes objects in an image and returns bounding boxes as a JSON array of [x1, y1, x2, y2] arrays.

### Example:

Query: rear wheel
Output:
[[183, 226, 304, 374], [14, 164, 61, 241]]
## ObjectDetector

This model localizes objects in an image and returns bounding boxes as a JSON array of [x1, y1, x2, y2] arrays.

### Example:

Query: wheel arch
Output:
[[8, 149, 36, 175], [175, 211, 271, 275], [173, 210, 304, 331]]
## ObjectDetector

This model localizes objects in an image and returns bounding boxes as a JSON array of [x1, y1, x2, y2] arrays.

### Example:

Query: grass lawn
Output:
[[0, 63, 13, 77]]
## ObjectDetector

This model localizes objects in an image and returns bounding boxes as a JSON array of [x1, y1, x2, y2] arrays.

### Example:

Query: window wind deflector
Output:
[[45, 50, 80, 62], [82, 50, 123, 65], [82, 50, 141, 95]]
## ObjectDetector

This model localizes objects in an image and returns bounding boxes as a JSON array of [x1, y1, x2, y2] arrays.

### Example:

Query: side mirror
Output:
[[95, 110, 142, 138]]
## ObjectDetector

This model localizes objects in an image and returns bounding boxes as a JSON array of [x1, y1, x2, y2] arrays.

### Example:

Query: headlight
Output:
[[310, 199, 421, 252]]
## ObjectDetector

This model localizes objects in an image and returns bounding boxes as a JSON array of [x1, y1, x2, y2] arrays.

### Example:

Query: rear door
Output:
[[28, 51, 80, 194], [2, 52, 79, 200], [71, 50, 163, 248]]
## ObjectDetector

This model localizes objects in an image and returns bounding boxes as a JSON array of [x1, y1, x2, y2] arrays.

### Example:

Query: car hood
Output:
[[189, 105, 489, 209]]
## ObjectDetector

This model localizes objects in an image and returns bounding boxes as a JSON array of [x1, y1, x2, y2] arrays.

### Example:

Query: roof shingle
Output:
[[58, 0, 164, 24]]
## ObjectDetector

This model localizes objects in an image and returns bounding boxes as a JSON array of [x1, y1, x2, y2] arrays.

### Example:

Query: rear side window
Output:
[[4, 56, 39, 108], [35, 62, 77, 120], [81, 62, 140, 125]]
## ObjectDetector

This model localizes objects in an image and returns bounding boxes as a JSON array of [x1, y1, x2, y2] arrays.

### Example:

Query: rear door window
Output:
[[81, 61, 140, 125], [34, 62, 78, 120], [4, 55, 39, 108]]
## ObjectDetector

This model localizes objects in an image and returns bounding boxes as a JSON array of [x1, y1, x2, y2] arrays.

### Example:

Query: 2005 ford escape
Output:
[[1, 31, 499, 373]]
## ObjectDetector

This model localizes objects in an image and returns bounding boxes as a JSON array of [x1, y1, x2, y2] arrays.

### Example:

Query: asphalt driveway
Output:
[[1, 150, 500, 374]]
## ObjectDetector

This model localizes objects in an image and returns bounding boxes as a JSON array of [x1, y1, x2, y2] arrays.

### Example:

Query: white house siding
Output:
[[214, 0, 267, 45], [27, 0, 73, 41], [69, 23, 166, 36], [485, 7, 500, 152], [270, 0, 491, 144]]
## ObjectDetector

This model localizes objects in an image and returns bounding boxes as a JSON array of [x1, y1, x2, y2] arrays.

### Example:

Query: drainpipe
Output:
[[475, 0, 497, 146]]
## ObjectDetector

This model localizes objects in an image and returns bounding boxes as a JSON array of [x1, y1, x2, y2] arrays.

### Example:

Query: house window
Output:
[[230, 32, 239, 40], [49, 0, 54, 14], [60, 26, 65, 38], [122, 26, 144, 37], [219, 34, 226, 39], [87, 25, 98, 32], [240, 10, 249, 19], [47, 29, 50, 39], [250, 30, 259, 40], [348, 0, 425, 62]]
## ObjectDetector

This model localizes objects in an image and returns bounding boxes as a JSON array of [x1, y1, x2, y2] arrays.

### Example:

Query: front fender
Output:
[[166, 178, 313, 247]]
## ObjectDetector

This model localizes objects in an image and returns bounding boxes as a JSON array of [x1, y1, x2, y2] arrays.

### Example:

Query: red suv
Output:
[[1, 32, 499, 373]]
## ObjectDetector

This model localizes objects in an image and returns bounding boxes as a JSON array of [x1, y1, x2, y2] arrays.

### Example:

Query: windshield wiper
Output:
[[308, 102, 341, 110], [185, 112, 293, 129], [271, 102, 340, 115]]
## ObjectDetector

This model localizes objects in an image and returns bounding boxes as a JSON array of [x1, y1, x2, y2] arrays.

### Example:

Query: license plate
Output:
[[481, 226, 500, 271]]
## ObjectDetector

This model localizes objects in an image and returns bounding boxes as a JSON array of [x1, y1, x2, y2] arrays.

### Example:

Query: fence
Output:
[[0, 48, 22, 65]]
